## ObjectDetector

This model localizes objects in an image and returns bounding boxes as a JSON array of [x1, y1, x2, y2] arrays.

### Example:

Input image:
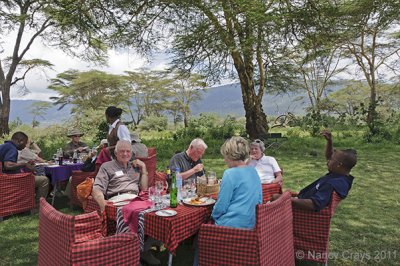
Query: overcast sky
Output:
[[2, 34, 169, 101]]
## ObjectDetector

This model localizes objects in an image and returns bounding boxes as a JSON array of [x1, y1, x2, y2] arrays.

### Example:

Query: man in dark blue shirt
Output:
[[0, 132, 49, 203], [273, 130, 357, 211]]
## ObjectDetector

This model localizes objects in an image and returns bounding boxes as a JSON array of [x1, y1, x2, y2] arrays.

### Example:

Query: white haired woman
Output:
[[212, 136, 262, 229], [248, 139, 283, 185]]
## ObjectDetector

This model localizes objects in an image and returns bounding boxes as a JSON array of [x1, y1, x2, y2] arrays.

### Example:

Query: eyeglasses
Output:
[[72, 135, 81, 138]]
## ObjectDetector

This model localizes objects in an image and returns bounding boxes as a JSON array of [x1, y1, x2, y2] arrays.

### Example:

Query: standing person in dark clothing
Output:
[[105, 106, 131, 158]]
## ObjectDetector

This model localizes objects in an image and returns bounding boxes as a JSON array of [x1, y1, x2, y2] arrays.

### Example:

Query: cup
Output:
[[207, 171, 216, 185]]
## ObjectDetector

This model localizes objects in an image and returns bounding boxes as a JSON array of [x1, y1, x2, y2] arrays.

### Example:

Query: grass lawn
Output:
[[1, 135, 399, 265]]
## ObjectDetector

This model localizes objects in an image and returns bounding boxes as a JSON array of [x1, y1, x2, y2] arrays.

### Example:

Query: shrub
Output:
[[140, 116, 168, 131]]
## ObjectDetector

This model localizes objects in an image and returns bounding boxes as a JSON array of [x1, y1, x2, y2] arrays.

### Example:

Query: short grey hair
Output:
[[115, 140, 132, 152], [250, 139, 265, 152], [190, 138, 208, 150], [220, 136, 249, 161]]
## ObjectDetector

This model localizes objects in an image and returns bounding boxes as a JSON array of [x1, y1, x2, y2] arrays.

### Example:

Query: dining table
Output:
[[105, 199, 213, 266], [44, 162, 84, 205]]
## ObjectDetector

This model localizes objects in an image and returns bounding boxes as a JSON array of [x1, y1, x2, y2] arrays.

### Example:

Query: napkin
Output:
[[121, 192, 152, 233]]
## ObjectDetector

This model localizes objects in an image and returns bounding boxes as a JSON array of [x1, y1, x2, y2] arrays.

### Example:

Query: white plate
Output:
[[35, 163, 49, 166], [46, 164, 60, 168], [182, 197, 216, 207], [108, 193, 137, 203], [155, 210, 177, 217], [113, 201, 131, 207]]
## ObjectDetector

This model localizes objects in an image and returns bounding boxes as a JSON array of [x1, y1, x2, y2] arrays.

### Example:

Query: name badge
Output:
[[115, 170, 124, 177]]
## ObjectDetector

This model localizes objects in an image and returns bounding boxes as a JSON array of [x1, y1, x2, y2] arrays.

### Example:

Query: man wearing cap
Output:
[[64, 129, 89, 158], [131, 132, 148, 158]]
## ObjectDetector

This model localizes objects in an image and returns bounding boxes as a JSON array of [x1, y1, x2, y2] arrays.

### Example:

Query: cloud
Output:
[[4, 36, 167, 101]]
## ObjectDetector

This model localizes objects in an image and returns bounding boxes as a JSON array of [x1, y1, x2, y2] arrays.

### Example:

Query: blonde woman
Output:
[[211, 136, 262, 229]]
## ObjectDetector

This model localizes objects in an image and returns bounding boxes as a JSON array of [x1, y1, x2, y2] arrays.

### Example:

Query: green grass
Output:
[[1, 135, 399, 265]]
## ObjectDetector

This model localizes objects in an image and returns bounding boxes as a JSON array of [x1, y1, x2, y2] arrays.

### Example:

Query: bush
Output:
[[140, 116, 168, 131]]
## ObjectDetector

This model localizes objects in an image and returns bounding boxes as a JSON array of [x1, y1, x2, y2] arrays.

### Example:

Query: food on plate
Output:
[[190, 197, 208, 205]]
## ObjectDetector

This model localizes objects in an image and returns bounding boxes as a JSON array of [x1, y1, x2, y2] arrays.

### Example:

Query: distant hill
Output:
[[10, 82, 344, 124]]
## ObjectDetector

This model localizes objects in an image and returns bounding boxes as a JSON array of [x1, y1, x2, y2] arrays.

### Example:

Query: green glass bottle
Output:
[[170, 168, 178, 208]]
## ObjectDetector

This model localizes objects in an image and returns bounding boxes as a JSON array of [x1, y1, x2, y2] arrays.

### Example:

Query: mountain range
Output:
[[10, 82, 341, 125]]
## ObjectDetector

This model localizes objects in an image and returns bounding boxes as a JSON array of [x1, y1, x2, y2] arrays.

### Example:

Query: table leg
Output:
[[168, 252, 173, 266], [51, 183, 57, 206]]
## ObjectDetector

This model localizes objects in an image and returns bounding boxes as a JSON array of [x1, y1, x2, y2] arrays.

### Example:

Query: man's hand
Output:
[[320, 129, 332, 141], [25, 162, 35, 172], [132, 159, 147, 173], [193, 163, 204, 173]]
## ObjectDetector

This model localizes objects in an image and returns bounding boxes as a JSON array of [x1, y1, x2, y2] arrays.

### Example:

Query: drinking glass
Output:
[[148, 186, 157, 208], [155, 181, 164, 207], [207, 171, 216, 185], [53, 154, 58, 164], [184, 179, 195, 198]]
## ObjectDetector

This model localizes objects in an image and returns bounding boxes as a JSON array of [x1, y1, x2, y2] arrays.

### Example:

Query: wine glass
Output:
[[155, 181, 165, 207], [148, 186, 157, 208]]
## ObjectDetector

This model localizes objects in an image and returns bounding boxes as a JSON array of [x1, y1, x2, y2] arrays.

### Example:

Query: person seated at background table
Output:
[[92, 140, 159, 265], [212, 136, 262, 228], [169, 138, 207, 182], [0, 131, 49, 204], [81, 139, 108, 173], [272, 130, 357, 211], [63, 128, 89, 158], [105, 106, 131, 157], [18, 138, 47, 176], [130, 132, 148, 158], [247, 139, 283, 185], [18, 138, 46, 164]]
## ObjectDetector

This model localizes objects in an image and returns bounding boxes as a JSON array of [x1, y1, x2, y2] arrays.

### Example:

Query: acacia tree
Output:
[[48, 70, 130, 111], [338, 0, 400, 135], [30, 101, 51, 127], [0, 0, 110, 135], [167, 72, 206, 128], [99, 0, 293, 138]]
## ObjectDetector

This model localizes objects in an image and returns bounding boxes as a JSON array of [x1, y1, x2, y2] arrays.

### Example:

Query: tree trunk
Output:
[[367, 82, 377, 135], [239, 78, 269, 139], [0, 81, 11, 136]]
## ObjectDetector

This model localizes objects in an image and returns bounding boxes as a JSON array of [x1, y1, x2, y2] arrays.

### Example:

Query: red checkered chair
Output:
[[262, 183, 282, 203], [38, 198, 140, 266], [292, 191, 342, 264], [136, 147, 157, 187], [70, 170, 97, 208], [0, 166, 35, 220], [198, 191, 294, 266]]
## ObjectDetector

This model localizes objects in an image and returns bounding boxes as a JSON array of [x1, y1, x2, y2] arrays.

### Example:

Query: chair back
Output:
[[256, 191, 294, 265], [39, 198, 75, 265], [198, 191, 294, 266], [0, 172, 35, 218], [262, 183, 282, 203], [293, 191, 342, 264], [136, 147, 157, 187]]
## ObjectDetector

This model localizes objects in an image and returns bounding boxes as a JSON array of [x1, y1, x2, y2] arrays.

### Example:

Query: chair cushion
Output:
[[74, 211, 103, 243]]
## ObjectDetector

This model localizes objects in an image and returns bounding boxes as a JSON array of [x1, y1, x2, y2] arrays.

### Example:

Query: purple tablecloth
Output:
[[45, 163, 84, 185]]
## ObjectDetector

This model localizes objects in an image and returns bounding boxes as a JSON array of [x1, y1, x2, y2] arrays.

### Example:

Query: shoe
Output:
[[140, 250, 160, 265]]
